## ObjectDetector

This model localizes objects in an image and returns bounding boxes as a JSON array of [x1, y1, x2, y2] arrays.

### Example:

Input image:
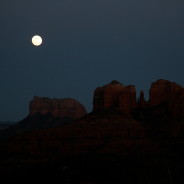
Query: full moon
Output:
[[32, 35, 42, 46]]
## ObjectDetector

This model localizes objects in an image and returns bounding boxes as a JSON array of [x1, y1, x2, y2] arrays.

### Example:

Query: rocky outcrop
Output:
[[149, 79, 184, 119], [138, 91, 147, 108], [29, 97, 87, 119], [93, 79, 184, 119], [93, 80, 136, 115]]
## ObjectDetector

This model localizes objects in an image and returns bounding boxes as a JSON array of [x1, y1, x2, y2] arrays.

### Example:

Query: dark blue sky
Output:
[[1, 0, 184, 121]]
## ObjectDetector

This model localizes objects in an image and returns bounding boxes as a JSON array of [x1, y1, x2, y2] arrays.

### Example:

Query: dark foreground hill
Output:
[[0, 79, 184, 184]]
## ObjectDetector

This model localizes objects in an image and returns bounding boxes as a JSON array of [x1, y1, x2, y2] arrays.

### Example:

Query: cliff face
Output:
[[93, 80, 136, 115], [149, 79, 184, 119], [29, 97, 87, 120]]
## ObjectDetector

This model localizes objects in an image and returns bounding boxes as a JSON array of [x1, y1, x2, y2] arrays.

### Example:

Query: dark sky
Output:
[[1, 0, 184, 121]]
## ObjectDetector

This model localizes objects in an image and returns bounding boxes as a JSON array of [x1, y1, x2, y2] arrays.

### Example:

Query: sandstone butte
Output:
[[93, 79, 184, 119], [29, 97, 87, 120], [93, 80, 137, 115]]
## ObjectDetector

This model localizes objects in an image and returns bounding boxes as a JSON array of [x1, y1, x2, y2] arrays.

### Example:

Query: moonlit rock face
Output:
[[32, 35, 42, 46]]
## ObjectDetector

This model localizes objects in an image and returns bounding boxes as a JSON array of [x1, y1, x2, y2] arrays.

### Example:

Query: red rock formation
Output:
[[29, 96, 86, 119], [93, 80, 136, 114], [138, 91, 147, 108], [149, 79, 184, 119]]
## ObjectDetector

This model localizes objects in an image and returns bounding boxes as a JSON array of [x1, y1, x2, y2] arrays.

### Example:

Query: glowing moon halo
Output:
[[32, 35, 42, 46]]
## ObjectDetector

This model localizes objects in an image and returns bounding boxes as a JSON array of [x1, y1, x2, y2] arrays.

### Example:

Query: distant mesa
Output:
[[29, 96, 87, 120], [0, 97, 87, 139]]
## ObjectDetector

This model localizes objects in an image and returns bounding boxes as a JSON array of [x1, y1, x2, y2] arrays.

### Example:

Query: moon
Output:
[[32, 35, 42, 46]]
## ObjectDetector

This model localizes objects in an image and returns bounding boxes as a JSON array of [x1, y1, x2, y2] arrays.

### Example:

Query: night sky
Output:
[[1, 0, 184, 121]]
